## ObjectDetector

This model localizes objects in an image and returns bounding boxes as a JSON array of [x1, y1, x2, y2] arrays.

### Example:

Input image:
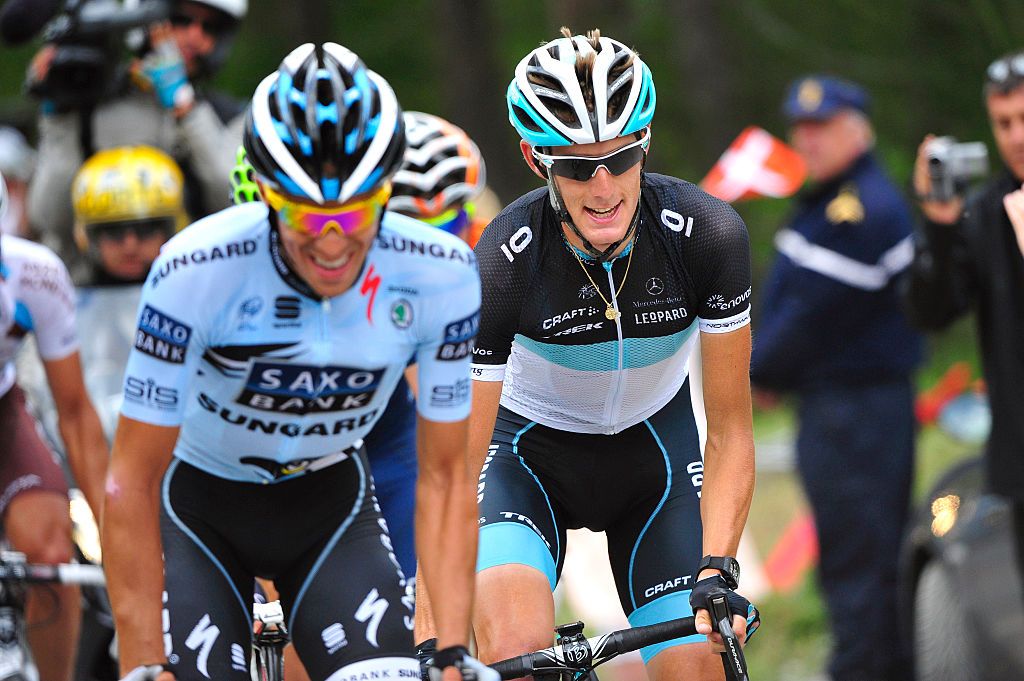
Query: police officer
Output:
[[750, 76, 923, 681]]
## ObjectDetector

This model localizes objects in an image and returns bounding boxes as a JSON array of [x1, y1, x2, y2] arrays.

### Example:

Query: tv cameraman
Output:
[[23, 0, 247, 270], [906, 50, 1024, 584]]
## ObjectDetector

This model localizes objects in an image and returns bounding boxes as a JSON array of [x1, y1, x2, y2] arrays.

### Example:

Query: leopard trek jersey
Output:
[[120, 202, 480, 483], [472, 173, 751, 435], [0, 234, 79, 399]]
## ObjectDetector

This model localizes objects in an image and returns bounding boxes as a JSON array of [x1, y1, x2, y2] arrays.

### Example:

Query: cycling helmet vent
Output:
[[243, 42, 406, 205], [506, 28, 656, 147]]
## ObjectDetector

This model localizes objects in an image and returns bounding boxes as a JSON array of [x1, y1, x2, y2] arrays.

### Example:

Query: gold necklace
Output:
[[571, 241, 635, 321]]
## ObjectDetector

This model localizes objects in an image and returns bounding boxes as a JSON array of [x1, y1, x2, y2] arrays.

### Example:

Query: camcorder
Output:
[[925, 136, 989, 202], [27, 0, 170, 111]]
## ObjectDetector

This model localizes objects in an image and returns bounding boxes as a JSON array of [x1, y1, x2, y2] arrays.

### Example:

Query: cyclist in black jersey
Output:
[[416, 27, 758, 681]]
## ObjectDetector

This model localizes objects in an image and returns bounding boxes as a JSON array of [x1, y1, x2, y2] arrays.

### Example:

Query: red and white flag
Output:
[[700, 126, 806, 203]]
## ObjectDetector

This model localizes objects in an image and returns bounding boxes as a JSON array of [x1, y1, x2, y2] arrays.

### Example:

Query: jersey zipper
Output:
[[602, 261, 627, 434]]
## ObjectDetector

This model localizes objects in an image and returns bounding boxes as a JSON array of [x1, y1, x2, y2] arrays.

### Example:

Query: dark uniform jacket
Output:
[[903, 168, 1024, 500], [751, 152, 923, 392]]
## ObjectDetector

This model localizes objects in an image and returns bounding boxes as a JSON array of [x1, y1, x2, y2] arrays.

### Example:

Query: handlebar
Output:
[[490, 617, 698, 679], [0, 551, 105, 587]]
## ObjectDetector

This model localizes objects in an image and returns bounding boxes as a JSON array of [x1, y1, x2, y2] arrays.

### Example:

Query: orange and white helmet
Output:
[[389, 112, 486, 219]]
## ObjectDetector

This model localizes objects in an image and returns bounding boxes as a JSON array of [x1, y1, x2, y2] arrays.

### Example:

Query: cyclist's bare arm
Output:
[[415, 414, 477, 650], [414, 379, 503, 644], [696, 327, 755, 641], [102, 414, 178, 678], [44, 351, 108, 518]]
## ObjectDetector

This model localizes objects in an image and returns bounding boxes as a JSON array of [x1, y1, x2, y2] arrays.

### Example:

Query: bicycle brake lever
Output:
[[709, 594, 748, 681]]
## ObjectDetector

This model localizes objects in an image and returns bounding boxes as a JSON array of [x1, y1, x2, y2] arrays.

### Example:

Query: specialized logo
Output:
[[124, 375, 179, 411], [437, 311, 478, 360], [391, 299, 413, 329], [646, 277, 664, 296], [135, 305, 192, 364], [360, 263, 381, 323], [273, 295, 301, 327], [237, 362, 386, 414], [184, 613, 220, 679], [430, 378, 471, 408], [150, 239, 258, 287], [355, 589, 389, 648]]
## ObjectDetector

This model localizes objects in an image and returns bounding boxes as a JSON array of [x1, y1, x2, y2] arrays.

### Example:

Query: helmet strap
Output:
[[545, 169, 645, 264]]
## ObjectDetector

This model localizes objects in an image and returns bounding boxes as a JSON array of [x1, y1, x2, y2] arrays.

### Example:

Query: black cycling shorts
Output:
[[476, 383, 706, 661], [160, 452, 417, 680]]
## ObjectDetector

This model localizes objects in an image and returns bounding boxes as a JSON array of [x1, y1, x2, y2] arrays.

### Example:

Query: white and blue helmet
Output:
[[507, 30, 656, 147], [243, 43, 406, 205]]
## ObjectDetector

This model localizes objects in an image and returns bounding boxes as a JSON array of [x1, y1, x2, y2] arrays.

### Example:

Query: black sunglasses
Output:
[[91, 218, 175, 243], [170, 11, 230, 36], [532, 129, 650, 182]]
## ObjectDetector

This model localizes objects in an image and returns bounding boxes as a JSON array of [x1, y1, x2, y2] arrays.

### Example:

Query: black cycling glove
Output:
[[688, 574, 761, 640], [416, 638, 438, 681]]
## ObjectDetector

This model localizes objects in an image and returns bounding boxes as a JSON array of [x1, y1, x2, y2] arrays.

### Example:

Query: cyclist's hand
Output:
[[120, 665, 175, 681], [689, 575, 761, 649], [426, 645, 499, 681]]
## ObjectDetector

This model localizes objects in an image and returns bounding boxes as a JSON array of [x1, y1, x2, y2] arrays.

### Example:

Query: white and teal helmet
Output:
[[507, 30, 656, 147]]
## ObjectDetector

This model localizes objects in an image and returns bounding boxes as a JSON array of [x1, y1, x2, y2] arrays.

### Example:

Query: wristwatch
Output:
[[697, 555, 741, 589]]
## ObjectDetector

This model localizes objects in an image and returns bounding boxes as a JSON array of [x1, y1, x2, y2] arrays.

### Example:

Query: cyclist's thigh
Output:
[[477, 407, 567, 591], [161, 460, 255, 681], [605, 389, 705, 662], [0, 385, 69, 530], [273, 455, 415, 679]]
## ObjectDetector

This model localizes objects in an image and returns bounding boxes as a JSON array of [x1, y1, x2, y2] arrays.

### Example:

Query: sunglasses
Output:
[[170, 11, 230, 36], [262, 183, 391, 238], [987, 54, 1024, 86], [91, 218, 175, 243], [532, 129, 650, 182], [420, 205, 473, 236]]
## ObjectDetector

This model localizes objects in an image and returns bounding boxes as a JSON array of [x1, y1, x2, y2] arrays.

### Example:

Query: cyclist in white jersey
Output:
[[418, 28, 758, 681], [102, 43, 490, 681], [0, 205, 108, 681]]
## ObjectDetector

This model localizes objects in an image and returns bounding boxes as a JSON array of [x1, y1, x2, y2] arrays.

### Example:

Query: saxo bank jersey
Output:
[[121, 202, 480, 482]]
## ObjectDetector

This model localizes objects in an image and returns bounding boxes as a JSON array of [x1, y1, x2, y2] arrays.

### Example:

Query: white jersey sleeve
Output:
[[411, 233, 480, 423]]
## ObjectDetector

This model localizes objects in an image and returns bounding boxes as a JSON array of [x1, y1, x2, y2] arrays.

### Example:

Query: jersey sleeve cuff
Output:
[[698, 306, 751, 334], [471, 364, 506, 382]]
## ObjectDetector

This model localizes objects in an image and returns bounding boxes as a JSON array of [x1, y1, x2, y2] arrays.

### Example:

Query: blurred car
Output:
[[901, 440, 1024, 680]]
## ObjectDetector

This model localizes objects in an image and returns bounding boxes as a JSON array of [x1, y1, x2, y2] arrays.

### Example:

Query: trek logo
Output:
[[437, 311, 479, 361], [135, 305, 191, 364], [124, 375, 179, 410], [237, 363, 386, 414]]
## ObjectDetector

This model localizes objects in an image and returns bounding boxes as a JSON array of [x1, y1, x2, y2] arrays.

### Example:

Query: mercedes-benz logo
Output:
[[646, 277, 664, 296]]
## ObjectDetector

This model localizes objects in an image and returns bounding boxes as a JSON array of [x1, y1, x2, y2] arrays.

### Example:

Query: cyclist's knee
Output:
[[5, 491, 73, 563]]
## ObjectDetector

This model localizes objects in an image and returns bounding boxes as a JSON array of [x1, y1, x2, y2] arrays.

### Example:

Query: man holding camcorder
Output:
[[906, 51, 1024, 587], [24, 0, 246, 273]]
